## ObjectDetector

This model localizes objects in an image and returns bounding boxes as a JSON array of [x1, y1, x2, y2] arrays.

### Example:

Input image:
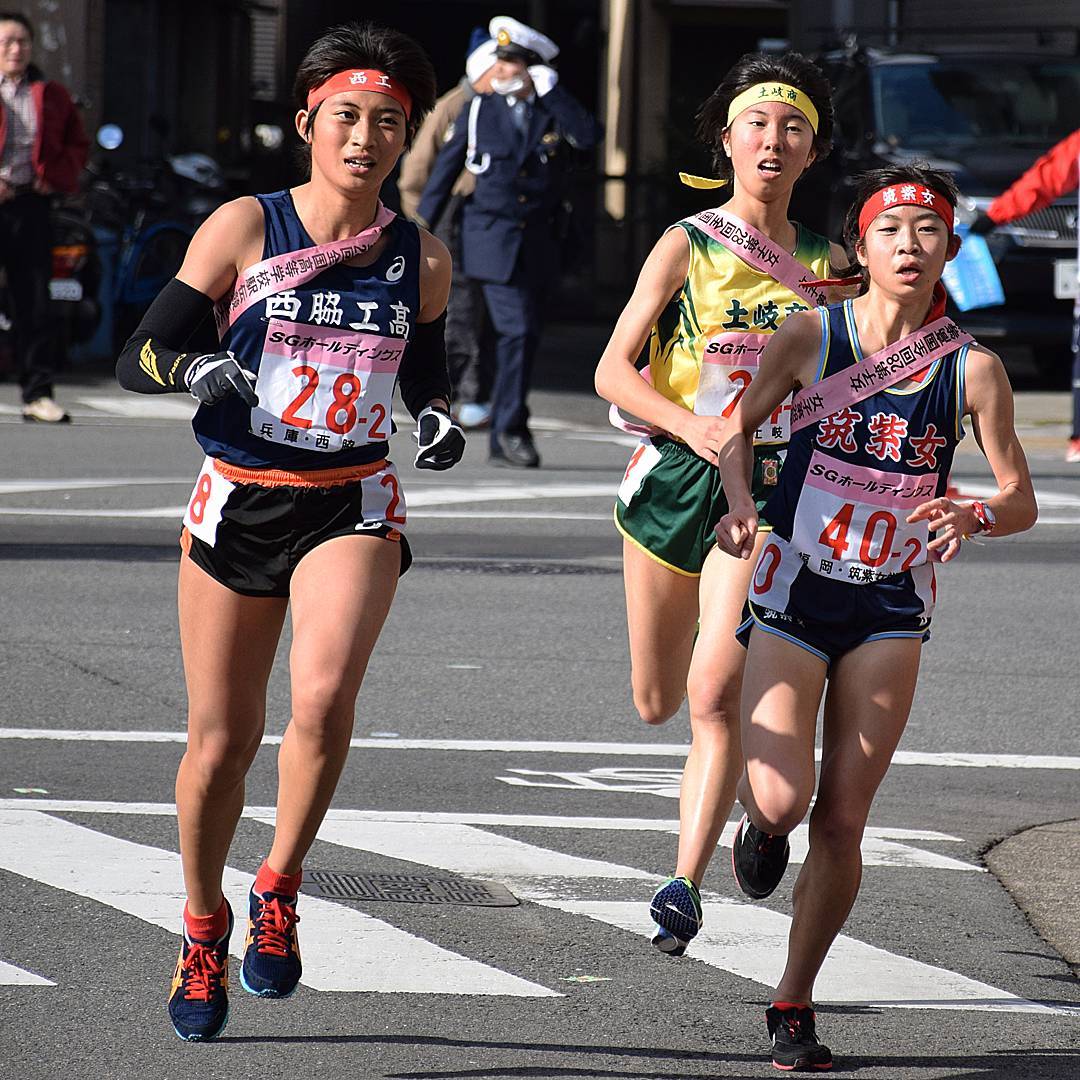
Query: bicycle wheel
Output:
[[125, 222, 191, 307]]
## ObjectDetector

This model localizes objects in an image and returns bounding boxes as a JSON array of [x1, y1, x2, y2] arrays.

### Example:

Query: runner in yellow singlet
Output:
[[595, 51, 848, 959]]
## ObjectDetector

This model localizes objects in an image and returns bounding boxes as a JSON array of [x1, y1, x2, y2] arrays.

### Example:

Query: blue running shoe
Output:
[[649, 875, 702, 957], [240, 886, 302, 998], [168, 902, 233, 1041]]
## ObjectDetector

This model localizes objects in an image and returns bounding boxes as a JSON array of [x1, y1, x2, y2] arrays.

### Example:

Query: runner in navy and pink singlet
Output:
[[715, 164, 1038, 1070]]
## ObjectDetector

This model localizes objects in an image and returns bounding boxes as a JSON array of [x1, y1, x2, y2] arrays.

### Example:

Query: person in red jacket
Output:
[[0, 10, 89, 422], [971, 128, 1080, 462]]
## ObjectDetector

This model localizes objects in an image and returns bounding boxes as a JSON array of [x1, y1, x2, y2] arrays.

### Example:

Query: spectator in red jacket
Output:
[[972, 128, 1080, 462], [0, 10, 89, 422]]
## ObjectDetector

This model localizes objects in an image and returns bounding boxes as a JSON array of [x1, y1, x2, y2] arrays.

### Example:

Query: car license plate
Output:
[[1054, 259, 1078, 300], [49, 278, 83, 302]]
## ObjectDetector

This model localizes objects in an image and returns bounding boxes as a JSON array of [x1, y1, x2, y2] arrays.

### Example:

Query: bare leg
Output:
[[266, 535, 400, 875], [622, 539, 700, 726], [675, 536, 763, 884], [176, 557, 287, 915], [737, 630, 827, 836], [774, 637, 922, 1004]]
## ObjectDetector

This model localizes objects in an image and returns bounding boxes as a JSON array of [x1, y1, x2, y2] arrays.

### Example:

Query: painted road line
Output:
[[0, 800, 975, 873], [74, 396, 197, 419], [0, 960, 53, 986], [0, 478, 190, 495], [299, 818, 655, 884], [304, 815, 973, 881], [2, 729, 1078, 771], [0, 809, 558, 997], [0, 806, 1036, 1012], [543, 900, 1063, 1015]]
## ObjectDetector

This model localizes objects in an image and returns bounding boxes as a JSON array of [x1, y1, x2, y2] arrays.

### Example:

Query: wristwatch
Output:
[[970, 500, 997, 535]]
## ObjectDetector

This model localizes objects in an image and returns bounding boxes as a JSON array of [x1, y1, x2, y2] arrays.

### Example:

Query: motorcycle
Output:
[[71, 123, 228, 360]]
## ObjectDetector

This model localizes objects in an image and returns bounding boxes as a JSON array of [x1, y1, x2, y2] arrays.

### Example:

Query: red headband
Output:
[[306, 69, 412, 119], [858, 184, 954, 239]]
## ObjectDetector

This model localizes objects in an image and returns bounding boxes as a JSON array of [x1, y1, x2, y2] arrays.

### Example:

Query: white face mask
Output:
[[491, 75, 526, 96]]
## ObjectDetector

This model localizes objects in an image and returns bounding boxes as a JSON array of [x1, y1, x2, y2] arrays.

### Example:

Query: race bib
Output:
[[250, 319, 405, 453], [617, 438, 662, 505], [697, 332, 790, 445], [182, 458, 236, 548], [359, 461, 408, 530], [789, 450, 937, 583]]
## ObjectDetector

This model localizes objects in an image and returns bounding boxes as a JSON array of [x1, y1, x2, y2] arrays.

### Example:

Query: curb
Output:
[[985, 819, 1080, 977]]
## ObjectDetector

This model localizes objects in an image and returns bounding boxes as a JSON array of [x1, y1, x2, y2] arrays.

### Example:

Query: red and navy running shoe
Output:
[[240, 886, 302, 998], [766, 1004, 833, 1071], [168, 902, 233, 1041]]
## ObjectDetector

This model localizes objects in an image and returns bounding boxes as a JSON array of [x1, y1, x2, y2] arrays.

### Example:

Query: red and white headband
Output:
[[858, 183, 954, 238], [306, 69, 412, 119]]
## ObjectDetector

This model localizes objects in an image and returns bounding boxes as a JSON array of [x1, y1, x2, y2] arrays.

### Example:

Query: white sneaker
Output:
[[22, 396, 70, 423], [455, 402, 492, 429], [1066, 438, 1080, 464]]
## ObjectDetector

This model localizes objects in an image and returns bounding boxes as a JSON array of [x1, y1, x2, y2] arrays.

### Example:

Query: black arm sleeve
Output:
[[115, 278, 216, 394], [397, 311, 452, 419]]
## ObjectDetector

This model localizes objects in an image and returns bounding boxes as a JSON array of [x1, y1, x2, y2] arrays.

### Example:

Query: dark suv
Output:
[[791, 46, 1080, 381]]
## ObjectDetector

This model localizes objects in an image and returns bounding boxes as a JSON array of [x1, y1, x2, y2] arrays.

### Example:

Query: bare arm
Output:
[[595, 227, 730, 462], [715, 310, 822, 558], [907, 346, 1037, 552], [175, 197, 265, 302]]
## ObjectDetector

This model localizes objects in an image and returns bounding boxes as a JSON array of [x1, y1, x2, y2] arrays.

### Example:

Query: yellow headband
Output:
[[726, 82, 819, 133]]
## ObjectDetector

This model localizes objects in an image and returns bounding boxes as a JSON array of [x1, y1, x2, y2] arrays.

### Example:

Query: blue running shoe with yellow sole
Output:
[[168, 902, 233, 1041], [240, 887, 302, 998], [649, 875, 702, 957]]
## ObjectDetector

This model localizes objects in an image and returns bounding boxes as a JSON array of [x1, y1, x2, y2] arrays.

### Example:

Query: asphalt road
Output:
[[0, 374, 1078, 1080]]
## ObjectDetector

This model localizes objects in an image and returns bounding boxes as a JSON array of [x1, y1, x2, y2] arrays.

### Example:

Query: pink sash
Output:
[[608, 208, 827, 436], [687, 208, 827, 308], [791, 315, 974, 432], [214, 201, 397, 337]]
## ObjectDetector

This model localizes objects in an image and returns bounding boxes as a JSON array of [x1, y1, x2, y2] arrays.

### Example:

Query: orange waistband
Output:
[[212, 458, 388, 489]]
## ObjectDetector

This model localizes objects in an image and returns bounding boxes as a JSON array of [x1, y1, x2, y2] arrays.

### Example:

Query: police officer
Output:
[[417, 16, 597, 467]]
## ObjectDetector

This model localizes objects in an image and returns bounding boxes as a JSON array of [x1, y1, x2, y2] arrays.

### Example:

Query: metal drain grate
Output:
[[301, 871, 519, 907]]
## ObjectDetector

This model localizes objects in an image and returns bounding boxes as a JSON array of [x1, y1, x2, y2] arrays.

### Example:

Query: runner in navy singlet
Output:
[[715, 165, 1037, 1070], [115, 23, 463, 1042]]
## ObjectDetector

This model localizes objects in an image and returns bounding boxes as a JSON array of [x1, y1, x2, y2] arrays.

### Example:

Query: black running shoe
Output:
[[766, 1004, 832, 1071], [732, 813, 790, 899]]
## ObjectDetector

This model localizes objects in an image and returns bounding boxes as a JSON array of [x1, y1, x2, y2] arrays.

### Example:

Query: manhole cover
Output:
[[301, 871, 519, 907]]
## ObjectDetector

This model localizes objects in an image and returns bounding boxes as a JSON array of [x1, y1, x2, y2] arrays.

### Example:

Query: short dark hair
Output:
[[695, 52, 833, 181], [842, 164, 960, 252], [0, 11, 33, 38], [293, 21, 437, 152]]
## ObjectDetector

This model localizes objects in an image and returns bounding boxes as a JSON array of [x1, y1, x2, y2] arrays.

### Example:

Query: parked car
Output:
[[792, 44, 1080, 382]]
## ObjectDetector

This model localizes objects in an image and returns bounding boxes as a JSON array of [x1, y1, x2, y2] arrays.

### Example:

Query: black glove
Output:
[[968, 211, 996, 236], [413, 405, 465, 470], [184, 351, 259, 407]]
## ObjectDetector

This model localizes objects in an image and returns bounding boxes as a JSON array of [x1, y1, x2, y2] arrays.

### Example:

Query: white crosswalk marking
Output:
[[543, 901, 1062, 1014], [0, 801, 1067, 1013], [0, 960, 53, 986], [301, 818, 655, 886], [0, 809, 557, 997], [74, 395, 197, 419]]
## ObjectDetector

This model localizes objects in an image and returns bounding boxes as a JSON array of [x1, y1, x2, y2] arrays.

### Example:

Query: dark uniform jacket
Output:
[[417, 83, 597, 285]]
